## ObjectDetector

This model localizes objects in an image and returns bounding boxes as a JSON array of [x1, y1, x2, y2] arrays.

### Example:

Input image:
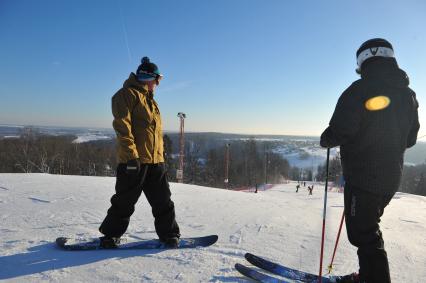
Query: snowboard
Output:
[[56, 235, 218, 251]]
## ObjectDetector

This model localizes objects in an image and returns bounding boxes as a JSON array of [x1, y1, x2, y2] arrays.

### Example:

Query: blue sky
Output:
[[1, 0, 425, 136]]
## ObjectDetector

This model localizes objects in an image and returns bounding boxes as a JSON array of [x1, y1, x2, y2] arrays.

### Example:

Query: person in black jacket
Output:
[[321, 38, 420, 283]]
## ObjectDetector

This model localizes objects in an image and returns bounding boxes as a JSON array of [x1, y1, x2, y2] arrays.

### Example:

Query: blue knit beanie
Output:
[[136, 57, 162, 82]]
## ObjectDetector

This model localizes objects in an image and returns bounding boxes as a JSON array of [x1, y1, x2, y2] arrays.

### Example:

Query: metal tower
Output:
[[177, 112, 186, 183]]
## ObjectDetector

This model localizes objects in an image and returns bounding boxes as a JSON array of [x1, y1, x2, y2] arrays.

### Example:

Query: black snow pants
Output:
[[344, 183, 394, 283], [99, 163, 180, 240]]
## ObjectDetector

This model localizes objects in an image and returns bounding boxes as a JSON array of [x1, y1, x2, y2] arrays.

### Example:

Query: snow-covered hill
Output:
[[0, 174, 425, 282]]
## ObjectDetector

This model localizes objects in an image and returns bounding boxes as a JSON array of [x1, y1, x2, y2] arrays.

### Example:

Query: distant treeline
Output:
[[169, 138, 292, 188], [0, 127, 293, 189], [0, 127, 116, 176], [314, 154, 426, 196], [0, 127, 425, 196], [400, 164, 426, 196]]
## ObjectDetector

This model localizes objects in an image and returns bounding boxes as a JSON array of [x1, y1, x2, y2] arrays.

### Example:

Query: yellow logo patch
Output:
[[365, 96, 391, 111]]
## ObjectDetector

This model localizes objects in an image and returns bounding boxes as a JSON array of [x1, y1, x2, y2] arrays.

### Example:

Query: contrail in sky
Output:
[[117, 0, 132, 65]]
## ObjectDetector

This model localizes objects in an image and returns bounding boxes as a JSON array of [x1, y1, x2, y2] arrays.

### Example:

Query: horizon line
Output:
[[0, 123, 322, 138]]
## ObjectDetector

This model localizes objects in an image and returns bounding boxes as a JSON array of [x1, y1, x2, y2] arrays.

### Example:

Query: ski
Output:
[[235, 263, 290, 283], [56, 235, 218, 251], [245, 253, 338, 283]]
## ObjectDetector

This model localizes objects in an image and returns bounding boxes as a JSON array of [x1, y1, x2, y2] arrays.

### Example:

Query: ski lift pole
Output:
[[327, 210, 345, 274], [318, 148, 330, 283]]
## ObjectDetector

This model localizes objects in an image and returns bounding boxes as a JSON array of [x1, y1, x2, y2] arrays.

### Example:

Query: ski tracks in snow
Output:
[[230, 223, 269, 245], [28, 197, 51, 203], [0, 185, 9, 204], [230, 229, 244, 245]]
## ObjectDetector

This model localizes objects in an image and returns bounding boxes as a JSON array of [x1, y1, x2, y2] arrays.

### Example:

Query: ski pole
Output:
[[327, 209, 345, 274], [318, 148, 330, 283]]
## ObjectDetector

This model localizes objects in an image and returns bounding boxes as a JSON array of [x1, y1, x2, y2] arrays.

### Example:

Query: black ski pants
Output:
[[344, 183, 394, 283], [99, 163, 180, 240]]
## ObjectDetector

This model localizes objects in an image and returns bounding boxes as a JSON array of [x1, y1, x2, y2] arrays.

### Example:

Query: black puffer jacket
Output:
[[321, 58, 420, 195]]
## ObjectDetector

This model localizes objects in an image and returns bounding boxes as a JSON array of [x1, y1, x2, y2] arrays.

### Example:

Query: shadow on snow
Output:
[[0, 242, 164, 280]]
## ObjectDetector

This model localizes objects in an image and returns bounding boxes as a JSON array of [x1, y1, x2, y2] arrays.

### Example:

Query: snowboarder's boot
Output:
[[99, 236, 121, 248], [335, 272, 360, 283], [160, 237, 180, 248]]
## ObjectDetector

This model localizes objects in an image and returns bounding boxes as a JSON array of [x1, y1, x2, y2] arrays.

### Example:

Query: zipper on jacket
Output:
[[153, 118, 156, 163]]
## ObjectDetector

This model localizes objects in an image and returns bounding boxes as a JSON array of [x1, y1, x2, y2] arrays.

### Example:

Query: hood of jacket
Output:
[[361, 58, 409, 88], [123, 73, 153, 98]]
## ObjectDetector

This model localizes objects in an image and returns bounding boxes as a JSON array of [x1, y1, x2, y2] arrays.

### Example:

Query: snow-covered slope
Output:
[[0, 174, 425, 282]]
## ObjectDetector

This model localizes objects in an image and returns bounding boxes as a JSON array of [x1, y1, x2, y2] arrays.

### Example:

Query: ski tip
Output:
[[244, 252, 255, 259], [235, 263, 256, 277], [235, 263, 248, 270]]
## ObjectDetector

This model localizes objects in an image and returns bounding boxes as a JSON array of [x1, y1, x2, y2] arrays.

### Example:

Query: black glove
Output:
[[126, 159, 141, 175], [320, 127, 337, 148]]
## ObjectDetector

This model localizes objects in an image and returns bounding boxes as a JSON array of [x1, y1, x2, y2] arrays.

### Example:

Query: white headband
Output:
[[357, 47, 395, 67]]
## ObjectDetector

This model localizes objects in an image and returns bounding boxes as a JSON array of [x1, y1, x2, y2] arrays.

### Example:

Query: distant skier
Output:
[[296, 184, 300, 193], [320, 39, 419, 282], [308, 186, 313, 195], [99, 57, 180, 248]]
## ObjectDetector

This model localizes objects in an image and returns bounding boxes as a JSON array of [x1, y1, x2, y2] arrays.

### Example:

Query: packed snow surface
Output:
[[0, 174, 425, 282]]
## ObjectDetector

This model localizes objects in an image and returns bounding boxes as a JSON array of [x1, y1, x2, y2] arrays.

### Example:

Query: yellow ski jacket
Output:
[[111, 73, 164, 164]]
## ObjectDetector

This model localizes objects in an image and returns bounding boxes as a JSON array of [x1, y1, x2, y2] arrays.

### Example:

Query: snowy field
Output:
[[71, 134, 112, 144], [0, 174, 425, 282]]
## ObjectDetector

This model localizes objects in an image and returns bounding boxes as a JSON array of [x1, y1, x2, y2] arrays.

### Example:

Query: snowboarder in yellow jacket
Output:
[[99, 57, 180, 248]]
